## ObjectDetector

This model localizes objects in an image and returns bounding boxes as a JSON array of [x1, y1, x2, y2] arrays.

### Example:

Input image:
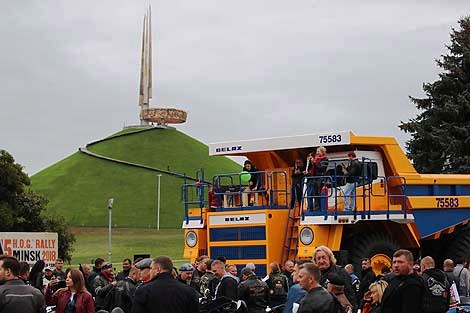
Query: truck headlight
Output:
[[300, 227, 314, 245], [186, 231, 197, 248]]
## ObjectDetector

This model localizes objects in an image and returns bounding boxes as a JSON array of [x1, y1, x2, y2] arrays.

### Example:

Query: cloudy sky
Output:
[[1, 1, 469, 174]]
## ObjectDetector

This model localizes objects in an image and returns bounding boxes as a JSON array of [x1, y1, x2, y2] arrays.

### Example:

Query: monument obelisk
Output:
[[137, 6, 187, 127], [138, 6, 152, 126]]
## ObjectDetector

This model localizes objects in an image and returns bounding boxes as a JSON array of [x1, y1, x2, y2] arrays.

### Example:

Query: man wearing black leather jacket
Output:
[[313, 246, 358, 312], [238, 267, 269, 313], [297, 263, 335, 313], [381, 249, 424, 313]]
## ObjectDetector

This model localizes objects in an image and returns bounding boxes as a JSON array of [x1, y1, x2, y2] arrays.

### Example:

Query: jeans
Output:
[[343, 182, 356, 210]]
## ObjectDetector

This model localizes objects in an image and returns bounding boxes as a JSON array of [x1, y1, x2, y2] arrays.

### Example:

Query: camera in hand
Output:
[[57, 280, 66, 289]]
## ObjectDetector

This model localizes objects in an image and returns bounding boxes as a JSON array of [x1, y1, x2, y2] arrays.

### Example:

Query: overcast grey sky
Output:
[[1, 1, 469, 174]]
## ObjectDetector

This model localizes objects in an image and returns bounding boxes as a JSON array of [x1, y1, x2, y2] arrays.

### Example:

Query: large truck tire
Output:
[[351, 233, 400, 275], [444, 225, 470, 262]]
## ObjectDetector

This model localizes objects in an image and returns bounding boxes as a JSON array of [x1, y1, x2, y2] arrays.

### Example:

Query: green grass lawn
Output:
[[70, 227, 187, 268]]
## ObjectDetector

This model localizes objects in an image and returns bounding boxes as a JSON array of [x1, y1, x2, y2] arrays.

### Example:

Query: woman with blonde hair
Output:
[[362, 280, 388, 313], [46, 268, 95, 313]]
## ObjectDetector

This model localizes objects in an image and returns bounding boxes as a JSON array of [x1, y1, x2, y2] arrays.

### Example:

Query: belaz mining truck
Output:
[[182, 131, 470, 276]]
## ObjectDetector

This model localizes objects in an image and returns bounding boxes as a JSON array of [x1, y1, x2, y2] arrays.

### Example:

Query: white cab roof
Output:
[[209, 131, 352, 156]]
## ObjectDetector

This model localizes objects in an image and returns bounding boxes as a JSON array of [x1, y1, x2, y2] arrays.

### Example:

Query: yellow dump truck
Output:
[[182, 131, 470, 276]]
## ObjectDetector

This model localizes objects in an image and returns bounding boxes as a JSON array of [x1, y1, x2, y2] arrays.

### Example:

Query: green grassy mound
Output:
[[31, 128, 241, 228]]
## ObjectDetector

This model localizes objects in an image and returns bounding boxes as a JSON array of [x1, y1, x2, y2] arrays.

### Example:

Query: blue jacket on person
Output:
[[283, 283, 307, 313]]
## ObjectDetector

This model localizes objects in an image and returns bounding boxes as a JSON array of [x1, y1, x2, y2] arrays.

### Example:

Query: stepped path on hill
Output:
[[78, 126, 207, 183]]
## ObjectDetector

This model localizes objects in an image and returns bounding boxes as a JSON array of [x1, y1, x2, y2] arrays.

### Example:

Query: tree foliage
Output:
[[400, 16, 470, 174], [0, 150, 75, 262]]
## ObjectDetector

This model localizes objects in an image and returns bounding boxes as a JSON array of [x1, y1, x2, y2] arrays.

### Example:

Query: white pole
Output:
[[157, 174, 162, 230], [107, 198, 114, 263]]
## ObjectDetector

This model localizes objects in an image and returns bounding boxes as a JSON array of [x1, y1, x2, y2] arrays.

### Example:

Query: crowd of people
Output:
[[0, 247, 469, 313]]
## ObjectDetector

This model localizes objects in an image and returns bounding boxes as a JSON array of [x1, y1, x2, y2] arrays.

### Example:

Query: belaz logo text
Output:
[[216, 146, 242, 153], [225, 216, 250, 222]]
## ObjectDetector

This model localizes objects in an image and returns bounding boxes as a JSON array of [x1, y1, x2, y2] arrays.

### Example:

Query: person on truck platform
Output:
[[290, 158, 305, 209], [305, 147, 329, 211], [242, 160, 262, 206], [342, 152, 361, 211]]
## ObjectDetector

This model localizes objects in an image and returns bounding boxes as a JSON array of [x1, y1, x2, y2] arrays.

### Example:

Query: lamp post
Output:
[[157, 174, 162, 230], [107, 198, 114, 263]]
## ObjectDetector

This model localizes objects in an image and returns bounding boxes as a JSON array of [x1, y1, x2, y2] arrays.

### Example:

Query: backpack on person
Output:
[[268, 273, 288, 297], [421, 270, 450, 313]]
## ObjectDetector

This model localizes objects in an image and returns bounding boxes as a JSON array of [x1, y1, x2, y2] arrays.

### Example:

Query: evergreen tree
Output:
[[0, 149, 75, 262], [400, 16, 470, 174]]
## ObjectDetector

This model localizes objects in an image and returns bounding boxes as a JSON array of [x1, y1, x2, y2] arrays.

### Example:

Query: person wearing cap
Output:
[[177, 263, 194, 286], [43, 266, 55, 293], [135, 258, 153, 287], [238, 267, 269, 313], [93, 261, 116, 311], [326, 272, 353, 313], [132, 256, 199, 313]]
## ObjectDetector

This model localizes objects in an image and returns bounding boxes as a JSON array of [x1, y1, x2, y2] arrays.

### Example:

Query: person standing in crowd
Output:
[[297, 263, 335, 313], [88, 257, 104, 296], [362, 280, 388, 313], [443, 259, 458, 287], [420, 256, 450, 313], [116, 258, 132, 281], [19, 262, 30, 284], [107, 266, 140, 313], [29, 260, 45, 293], [0, 255, 44, 313], [212, 260, 238, 301], [290, 159, 305, 209], [358, 258, 376, 308], [191, 255, 209, 292], [342, 152, 361, 211], [284, 260, 309, 313], [132, 256, 199, 313], [43, 266, 55, 293], [344, 264, 360, 294], [177, 263, 194, 286], [200, 259, 218, 298], [226, 264, 239, 282], [79, 263, 93, 294], [313, 245, 357, 311], [326, 273, 353, 313], [266, 262, 289, 307], [134, 258, 153, 287], [453, 257, 469, 297], [45, 269, 94, 313], [93, 261, 116, 311], [238, 267, 269, 313], [53, 258, 67, 280], [283, 260, 295, 287], [376, 265, 393, 282], [381, 249, 424, 313]]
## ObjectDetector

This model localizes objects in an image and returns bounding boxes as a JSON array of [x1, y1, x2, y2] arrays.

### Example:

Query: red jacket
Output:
[[46, 287, 95, 313]]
